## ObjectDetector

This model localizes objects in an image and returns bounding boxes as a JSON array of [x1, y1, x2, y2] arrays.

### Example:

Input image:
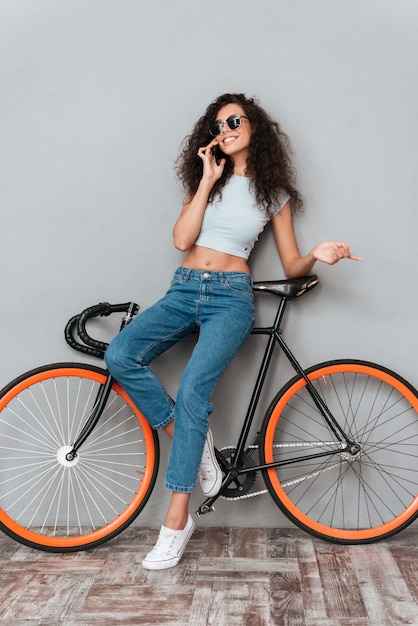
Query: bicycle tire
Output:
[[0, 363, 159, 552], [260, 360, 418, 544]]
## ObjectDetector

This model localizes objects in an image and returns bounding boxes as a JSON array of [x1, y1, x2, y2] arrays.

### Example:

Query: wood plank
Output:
[[187, 582, 214, 626], [269, 571, 305, 626], [389, 530, 418, 605], [77, 583, 195, 625], [305, 617, 370, 626], [266, 527, 300, 559], [197, 556, 299, 576], [201, 526, 231, 557], [204, 581, 271, 626], [296, 535, 329, 622], [314, 542, 367, 620], [228, 527, 267, 559]]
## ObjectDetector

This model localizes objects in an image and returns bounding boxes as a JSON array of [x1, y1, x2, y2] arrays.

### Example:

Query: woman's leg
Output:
[[142, 271, 254, 569], [164, 276, 255, 494], [162, 422, 190, 528], [164, 492, 191, 529], [105, 280, 197, 430]]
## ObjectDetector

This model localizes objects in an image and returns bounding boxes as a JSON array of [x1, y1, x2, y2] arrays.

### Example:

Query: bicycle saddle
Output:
[[252, 275, 319, 299]]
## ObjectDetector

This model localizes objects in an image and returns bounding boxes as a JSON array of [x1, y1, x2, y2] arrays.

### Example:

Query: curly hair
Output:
[[175, 93, 303, 215]]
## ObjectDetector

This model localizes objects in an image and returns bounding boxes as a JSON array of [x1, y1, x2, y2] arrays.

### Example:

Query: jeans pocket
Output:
[[224, 276, 253, 298], [170, 271, 185, 288]]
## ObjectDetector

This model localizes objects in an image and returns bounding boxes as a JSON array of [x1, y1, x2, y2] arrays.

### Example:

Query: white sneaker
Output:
[[142, 514, 195, 570], [198, 429, 222, 497]]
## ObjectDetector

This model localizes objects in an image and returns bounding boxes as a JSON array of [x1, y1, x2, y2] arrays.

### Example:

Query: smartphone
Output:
[[211, 144, 223, 165]]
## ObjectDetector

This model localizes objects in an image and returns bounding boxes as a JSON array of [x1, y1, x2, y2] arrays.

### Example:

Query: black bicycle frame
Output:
[[237, 296, 353, 457], [197, 296, 357, 514], [65, 375, 115, 461]]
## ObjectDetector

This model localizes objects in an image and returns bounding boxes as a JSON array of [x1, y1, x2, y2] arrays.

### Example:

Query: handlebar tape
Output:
[[64, 302, 139, 359], [77, 303, 112, 354]]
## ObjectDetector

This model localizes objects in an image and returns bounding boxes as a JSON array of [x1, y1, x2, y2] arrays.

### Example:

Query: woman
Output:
[[105, 93, 361, 570]]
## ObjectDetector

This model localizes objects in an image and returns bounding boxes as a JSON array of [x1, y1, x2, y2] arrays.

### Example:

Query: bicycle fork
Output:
[[65, 304, 137, 462], [65, 375, 115, 461]]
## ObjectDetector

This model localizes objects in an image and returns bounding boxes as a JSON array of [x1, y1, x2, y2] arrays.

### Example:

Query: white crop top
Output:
[[194, 175, 290, 259]]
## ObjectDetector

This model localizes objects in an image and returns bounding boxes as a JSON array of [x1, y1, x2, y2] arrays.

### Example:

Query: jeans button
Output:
[[203, 272, 210, 278]]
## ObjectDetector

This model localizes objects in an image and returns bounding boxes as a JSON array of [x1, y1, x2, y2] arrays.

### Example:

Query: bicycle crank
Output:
[[218, 446, 257, 498]]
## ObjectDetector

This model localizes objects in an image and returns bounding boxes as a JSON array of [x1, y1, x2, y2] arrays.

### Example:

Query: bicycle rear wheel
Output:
[[0, 363, 159, 552], [260, 360, 418, 544]]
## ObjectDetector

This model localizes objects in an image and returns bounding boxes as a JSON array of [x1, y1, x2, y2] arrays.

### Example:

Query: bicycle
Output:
[[0, 275, 417, 552]]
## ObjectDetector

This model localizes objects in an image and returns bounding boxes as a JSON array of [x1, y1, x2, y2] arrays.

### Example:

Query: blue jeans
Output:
[[105, 267, 254, 493]]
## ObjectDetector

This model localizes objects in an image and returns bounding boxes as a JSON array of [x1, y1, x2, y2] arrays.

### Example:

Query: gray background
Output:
[[1, 0, 417, 527]]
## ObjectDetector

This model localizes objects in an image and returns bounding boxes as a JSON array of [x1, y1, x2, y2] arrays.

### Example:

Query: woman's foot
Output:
[[198, 429, 222, 497], [142, 514, 195, 570]]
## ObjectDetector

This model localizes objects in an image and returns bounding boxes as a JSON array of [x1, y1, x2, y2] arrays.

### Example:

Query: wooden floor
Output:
[[0, 525, 416, 625]]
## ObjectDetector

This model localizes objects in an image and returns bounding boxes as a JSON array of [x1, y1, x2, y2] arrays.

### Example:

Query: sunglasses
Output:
[[209, 114, 249, 137]]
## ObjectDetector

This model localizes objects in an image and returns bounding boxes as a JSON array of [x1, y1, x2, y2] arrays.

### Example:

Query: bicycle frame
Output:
[[196, 294, 359, 515]]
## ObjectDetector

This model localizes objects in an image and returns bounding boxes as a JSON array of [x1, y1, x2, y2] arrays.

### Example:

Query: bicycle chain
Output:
[[218, 442, 343, 501], [239, 442, 340, 448], [220, 488, 268, 501]]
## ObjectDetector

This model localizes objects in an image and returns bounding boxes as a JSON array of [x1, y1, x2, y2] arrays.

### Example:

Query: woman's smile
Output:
[[222, 135, 238, 146]]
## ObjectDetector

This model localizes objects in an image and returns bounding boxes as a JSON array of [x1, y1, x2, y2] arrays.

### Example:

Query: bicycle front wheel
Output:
[[260, 360, 418, 544], [0, 363, 159, 552]]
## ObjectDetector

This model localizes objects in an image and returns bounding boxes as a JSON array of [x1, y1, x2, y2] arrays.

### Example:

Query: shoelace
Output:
[[150, 529, 177, 556], [200, 450, 216, 476], [199, 466, 216, 481]]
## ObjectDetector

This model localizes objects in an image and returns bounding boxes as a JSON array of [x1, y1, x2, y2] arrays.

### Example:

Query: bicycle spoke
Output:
[[262, 361, 418, 543], [0, 365, 158, 551]]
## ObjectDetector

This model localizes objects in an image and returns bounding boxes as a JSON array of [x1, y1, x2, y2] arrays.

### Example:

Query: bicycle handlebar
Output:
[[64, 302, 140, 359]]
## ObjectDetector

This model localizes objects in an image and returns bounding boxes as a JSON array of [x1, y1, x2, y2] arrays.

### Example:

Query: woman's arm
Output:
[[173, 139, 225, 251], [173, 180, 214, 252], [271, 202, 362, 278]]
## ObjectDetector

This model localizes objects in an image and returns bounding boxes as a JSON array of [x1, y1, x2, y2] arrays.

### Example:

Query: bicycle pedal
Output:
[[195, 504, 215, 517]]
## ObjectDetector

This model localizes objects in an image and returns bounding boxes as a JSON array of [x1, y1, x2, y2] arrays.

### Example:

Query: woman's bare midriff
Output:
[[182, 245, 250, 273]]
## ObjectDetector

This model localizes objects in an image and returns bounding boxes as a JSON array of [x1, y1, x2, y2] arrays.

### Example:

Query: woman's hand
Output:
[[197, 139, 225, 182], [311, 241, 363, 265], [271, 204, 362, 278]]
